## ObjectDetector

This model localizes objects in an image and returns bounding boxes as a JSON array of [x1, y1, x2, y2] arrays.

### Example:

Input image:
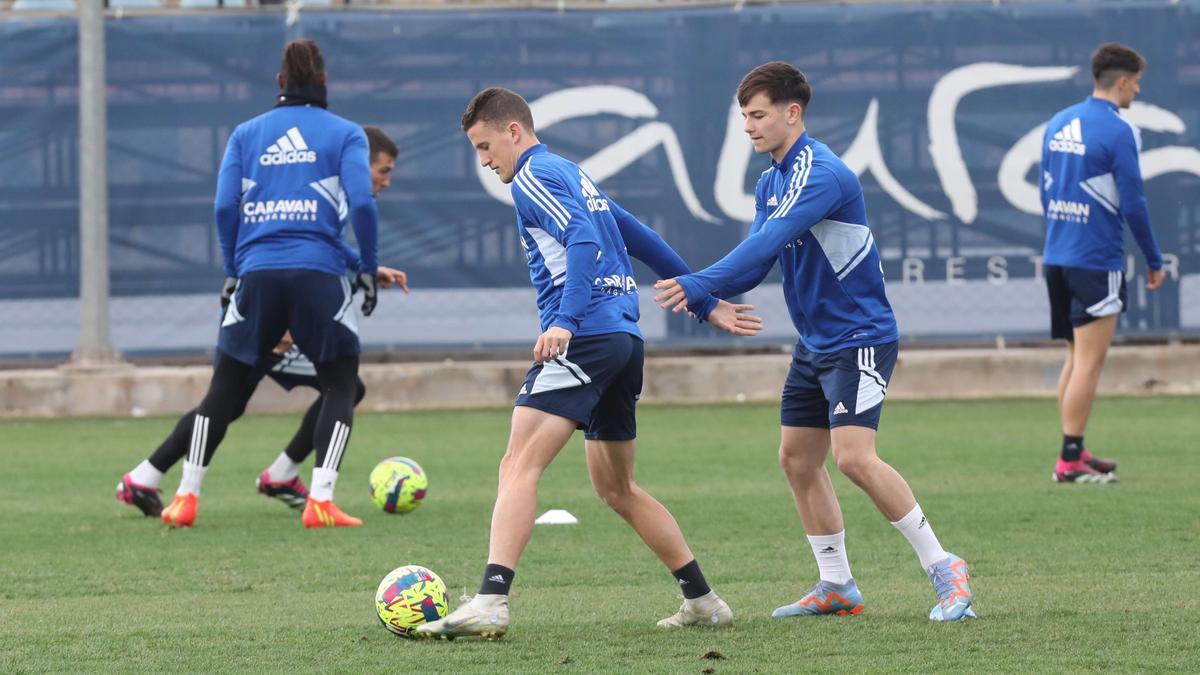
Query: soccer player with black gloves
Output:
[[1040, 43, 1165, 484], [117, 40, 389, 529], [655, 62, 974, 622]]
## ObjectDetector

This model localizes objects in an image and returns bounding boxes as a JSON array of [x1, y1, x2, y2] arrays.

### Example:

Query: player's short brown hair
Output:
[[362, 125, 397, 163], [1092, 42, 1146, 88], [461, 87, 535, 134], [736, 61, 812, 112]]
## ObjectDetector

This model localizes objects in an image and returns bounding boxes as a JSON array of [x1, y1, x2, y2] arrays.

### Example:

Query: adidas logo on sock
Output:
[[819, 546, 838, 553], [833, 401, 848, 415], [1048, 117, 1086, 155], [678, 579, 689, 586], [918, 516, 927, 529], [487, 574, 507, 584], [259, 127, 317, 165]]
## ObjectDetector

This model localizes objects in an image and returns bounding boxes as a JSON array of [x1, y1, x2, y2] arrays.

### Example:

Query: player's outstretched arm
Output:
[[608, 200, 718, 320]]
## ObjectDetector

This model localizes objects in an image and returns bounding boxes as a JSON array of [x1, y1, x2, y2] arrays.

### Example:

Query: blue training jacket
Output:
[[214, 105, 379, 277], [511, 144, 716, 338], [1040, 96, 1162, 271], [676, 133, 898, 353]]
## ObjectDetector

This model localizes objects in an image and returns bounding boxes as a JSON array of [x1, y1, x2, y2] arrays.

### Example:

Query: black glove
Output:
[[354, 271, 378, 317], [220, 276, 239, 310]]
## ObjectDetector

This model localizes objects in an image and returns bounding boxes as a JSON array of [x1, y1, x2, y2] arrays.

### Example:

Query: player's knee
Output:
[[833, 452, 873, 484], [779, 447, 821, 478], [594, 481, 635, 516]]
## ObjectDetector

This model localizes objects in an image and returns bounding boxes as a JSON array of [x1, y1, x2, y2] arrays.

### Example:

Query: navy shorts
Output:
[[781, 341, 898, 430], [218, 269, 359, 367], [1045, 265, 1126, 340], [514, 332, 643, 441]]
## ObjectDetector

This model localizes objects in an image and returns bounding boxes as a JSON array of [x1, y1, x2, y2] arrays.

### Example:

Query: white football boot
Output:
[[657, 590, 734, 628]]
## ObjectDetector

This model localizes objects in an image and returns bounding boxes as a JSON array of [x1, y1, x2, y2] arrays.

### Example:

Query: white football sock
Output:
[[808, 531, 853, 584], [891, 504, 948, 569], [469, 593, 507, 610], [266, 452, 300, 483], [178, 461, 208, 496], [129, 460, 163, 489], [310, 467, 338, 501]]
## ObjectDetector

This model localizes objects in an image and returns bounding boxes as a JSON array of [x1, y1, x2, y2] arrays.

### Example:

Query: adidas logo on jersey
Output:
[[1048, 118, 1086, 155], [833, 402, 848, 415], [259, 127, 317, 165], [579, 172, 610, 213], [766, 195, 778, 207]]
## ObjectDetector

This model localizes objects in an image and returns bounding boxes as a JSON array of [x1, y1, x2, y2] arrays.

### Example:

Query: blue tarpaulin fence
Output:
[[1, 2, 1197, 356]]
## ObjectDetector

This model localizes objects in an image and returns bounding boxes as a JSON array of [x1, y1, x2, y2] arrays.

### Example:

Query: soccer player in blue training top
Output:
[[416, 87, 762, 640], [116, 126, 407, 520], [119, 39, 381, 529], [1040, 42, 1165, 484], [654, 62, 974, 622]]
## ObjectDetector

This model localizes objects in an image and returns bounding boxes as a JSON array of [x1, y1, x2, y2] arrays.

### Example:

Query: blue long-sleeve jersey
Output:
[[676, 133, 898, 353], [511, 144, 716, 338], [1040, 96, 1162, 271], [214, 105, 379, 278]]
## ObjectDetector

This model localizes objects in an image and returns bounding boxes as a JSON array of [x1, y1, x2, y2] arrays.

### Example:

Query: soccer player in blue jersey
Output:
[[416, 87, 761, 640], [118, 39, 382, 529], [655, 62, 973, 622], [116, 126, 406, 519], [1041, 43, 1165, 484]]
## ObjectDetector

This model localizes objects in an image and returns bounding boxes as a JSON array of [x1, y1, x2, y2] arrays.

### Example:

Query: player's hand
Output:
[[708, 300, 763, 336], [377, 266, 409, 294], [1146, 267, 1166, 290], [272, 330, 294, 355], [355, 271, 379, 316], [220, 276, 239, 310], [533, 327, 573, 364], [653, 278, 692, 313]]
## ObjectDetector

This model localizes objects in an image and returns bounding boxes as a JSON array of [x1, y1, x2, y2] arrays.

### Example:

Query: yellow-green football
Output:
[[368, 457, 428, 513], [375, 565, 448, 637]]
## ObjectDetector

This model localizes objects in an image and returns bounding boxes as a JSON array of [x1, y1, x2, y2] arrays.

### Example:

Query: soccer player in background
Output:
[[1040, 42, 1165, 484], [416, 87, 762, 640], [117, 39, 382, 529], [654, 62, 974, 622], [116, 126, 407, 520]]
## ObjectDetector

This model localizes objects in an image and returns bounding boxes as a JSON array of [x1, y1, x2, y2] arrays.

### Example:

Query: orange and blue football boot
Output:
[[926, 553, 976, 621], [161, 492, 198, 528], [302, 497, 362, 528], [771, 579, 864, 618]]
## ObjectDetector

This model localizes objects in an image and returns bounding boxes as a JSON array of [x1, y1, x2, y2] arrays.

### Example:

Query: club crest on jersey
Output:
[[580, 172, 610, 213], [259, 127, 318, 165]]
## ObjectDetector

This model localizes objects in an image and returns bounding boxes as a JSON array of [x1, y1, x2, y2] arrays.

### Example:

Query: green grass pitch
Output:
[[2, 398, 1197, 673]]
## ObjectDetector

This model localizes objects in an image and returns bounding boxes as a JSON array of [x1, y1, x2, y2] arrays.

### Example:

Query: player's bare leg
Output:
[[829, 425, 972, 621], [1061, 316, 1116, 436], [487, 407, 579, 568], [773, 425, 866, 617], [778, 426, 842, 534], [417, 406, 575, 640], [829, 426, 915, 521], [1056, 315, 1119, 482], [585, 439, 732, 628]]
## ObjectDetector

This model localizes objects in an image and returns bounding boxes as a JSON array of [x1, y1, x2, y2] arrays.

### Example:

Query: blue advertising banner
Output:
[[1, 2, 1197, 355]]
